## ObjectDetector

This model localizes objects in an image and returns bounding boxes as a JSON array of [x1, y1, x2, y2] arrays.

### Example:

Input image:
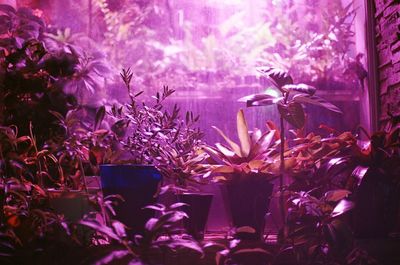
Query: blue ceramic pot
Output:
[[100, 164, 162, 236]]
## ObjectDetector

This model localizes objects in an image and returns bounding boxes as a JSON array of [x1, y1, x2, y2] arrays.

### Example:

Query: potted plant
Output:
[[158, 144, 213, 240], [317, 116, 400, 238], [202, 109, 279, 239], [86, 68, 207, 237], [238, 66, 342, 237], [79, 202, 204, 265]]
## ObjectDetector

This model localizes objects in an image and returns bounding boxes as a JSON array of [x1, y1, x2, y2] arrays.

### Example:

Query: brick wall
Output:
[[374, 0, 400, 126]]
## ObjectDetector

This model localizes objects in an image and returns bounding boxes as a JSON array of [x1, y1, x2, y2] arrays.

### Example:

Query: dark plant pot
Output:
[[177, 193, 213, 240], [99, 164, 162, 236], [222, 175, 274, 239], [352, 168, 400, 238], [47, 189, 91, 222]]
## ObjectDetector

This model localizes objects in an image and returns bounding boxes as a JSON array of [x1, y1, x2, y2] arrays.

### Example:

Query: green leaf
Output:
[[237, 109, 251, 157], [293, 95, 342, 113]]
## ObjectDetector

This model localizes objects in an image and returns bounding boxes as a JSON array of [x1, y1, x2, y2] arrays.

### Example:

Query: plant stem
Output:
[[279, 115, 286, 232], [279, 92, 289, 240]]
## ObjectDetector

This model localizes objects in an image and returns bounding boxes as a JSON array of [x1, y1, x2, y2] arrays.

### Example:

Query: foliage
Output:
[[260, 0, 359, 86], [203, 109, 278, 182], [79, 202, 203, 265], [44, 27, 112, 106], [100, 69, 205, 174], [0, 5, 79, 144], [239, 67, 341, 130], [281, 189, 354, 264], [282, 130, 357, 192]]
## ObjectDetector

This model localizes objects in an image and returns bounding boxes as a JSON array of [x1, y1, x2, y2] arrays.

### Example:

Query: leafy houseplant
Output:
[[319, 116, 400, 238], [158, 145, 213, 240], [0, 4, 79, 145], [203, 109, 278, 238], [79, 203, 203, 265], [238, 66, 342, 236], [0, 125, 99, 264], [89, 68, 208, 237]]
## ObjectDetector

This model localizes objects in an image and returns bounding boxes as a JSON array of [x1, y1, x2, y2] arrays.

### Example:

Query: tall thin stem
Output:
[[279, 115, 285, 230], [279, 91, 289, 240]]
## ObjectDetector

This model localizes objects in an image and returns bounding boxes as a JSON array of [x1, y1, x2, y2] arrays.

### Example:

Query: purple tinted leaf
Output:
[[143, 204, 165, 212], [282, 83, 316, 95], [79, 220, 121, 241], [170, 202, 188, 209], [257, 66, 293, 89], [0, 4, 16, 15], [238, 94, 283, 107], [95, 106, 106, 130], [351, 166, 368, 186], [215, 143, 236, 158], [167, 239, 203, 254], [324, 189, 351, 202], [145, 218, 158, 231], [331, 199, 354, 218], [93, 250, 132, 265], [293, 95, 342, 113], [278, 102, 305, 129], [112, 220, 127, 238]]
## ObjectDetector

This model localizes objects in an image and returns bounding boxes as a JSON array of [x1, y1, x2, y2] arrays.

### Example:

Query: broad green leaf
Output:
[[237, 109, 251, 157], [212, 126, 241, 156], [293, 94, 342, 113]]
